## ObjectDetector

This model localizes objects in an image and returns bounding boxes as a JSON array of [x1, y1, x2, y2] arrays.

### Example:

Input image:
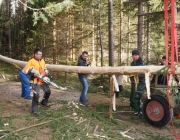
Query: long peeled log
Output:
[[0, 55, 178, 74]]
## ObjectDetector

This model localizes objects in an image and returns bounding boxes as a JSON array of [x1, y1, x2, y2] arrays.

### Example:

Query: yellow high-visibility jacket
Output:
[[23, 58, 46, 84]]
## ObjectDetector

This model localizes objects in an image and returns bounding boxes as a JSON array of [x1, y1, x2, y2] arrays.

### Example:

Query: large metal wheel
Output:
[[143, 94, 170, 127]]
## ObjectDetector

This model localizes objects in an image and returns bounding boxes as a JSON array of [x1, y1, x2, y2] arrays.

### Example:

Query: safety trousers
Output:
[[133, 83, 146, 113]]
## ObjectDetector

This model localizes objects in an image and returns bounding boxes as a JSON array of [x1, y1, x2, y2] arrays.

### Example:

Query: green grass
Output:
[[0, 101, 129, 139], [173, 118, 180, 128], [0, 61, 20, 75]]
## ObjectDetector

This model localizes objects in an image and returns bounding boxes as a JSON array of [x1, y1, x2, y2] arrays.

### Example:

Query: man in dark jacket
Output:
[[151, 55, 167, 85], [77, 51, 91, 106], [130, 49, 146, 119]]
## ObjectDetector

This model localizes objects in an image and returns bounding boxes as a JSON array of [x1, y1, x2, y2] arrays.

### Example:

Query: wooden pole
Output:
[[109, 75, 114, 119], [1, 55, 180, 75]]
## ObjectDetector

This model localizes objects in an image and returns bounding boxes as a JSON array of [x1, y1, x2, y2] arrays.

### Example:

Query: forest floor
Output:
[[0, 78, 180, 140]]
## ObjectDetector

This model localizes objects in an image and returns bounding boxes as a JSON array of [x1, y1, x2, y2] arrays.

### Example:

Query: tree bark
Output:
[[0, 55, 177, 75]]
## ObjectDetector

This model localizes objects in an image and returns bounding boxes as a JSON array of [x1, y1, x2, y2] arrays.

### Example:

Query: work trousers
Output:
[[32, 83, 51, 113]]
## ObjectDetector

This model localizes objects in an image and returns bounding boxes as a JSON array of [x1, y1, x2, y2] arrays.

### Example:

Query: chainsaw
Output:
[[38, 75, 67, 90], [30, 68, 67, 90]]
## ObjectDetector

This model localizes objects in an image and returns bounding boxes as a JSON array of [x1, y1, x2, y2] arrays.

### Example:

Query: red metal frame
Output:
[[164, 0, 178, 73], [164, 0, 179, 139]]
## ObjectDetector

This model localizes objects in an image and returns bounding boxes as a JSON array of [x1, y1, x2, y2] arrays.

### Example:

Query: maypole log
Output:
[[0, 55, 179, 74]]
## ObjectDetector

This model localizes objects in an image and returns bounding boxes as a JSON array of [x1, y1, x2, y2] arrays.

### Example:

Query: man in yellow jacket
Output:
[[23, 48, 51, 115]]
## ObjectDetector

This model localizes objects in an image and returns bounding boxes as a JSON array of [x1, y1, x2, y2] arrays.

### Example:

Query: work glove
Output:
[[86, 62, 91, 66], [44, 69, 51, 76]]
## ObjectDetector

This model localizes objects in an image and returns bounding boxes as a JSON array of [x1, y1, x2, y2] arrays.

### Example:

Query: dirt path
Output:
[[0, 79, 180, 140]]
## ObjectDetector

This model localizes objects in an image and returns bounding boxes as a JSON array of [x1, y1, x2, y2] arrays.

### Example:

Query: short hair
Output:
[[34, 48, 42, 54], [162, 55, 166, 60], [82, 51, 88, 55]]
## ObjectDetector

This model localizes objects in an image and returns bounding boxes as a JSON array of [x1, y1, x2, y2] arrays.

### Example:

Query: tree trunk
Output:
[[7, 0, 12, 58], [99, 0, 103, 67], [96, 21, 99, 66], [43, 30, 46, 61], [0, 54, 177, 75], [20, 0, 25, 59], [146, 4, 150, 64], [0, 2, 3, 55], [81, 9, 84, 53], [118, 0, 122, 66], [92, 6, 95, 66], [53, 20, 57, 64], [71, 18, 75, 62], [127, 15, 130, 65], [137, 2, 143, 55], [64, 13, 70, 84], [108, 0, 114, 67]]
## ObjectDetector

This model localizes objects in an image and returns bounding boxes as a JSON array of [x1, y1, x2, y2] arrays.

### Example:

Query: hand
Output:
[[38, 74, 44, 79], [44, 69, 49, 74], [178, 81, 180, 86], [44, 69, 51, 76], [87, 62, 91, 66]]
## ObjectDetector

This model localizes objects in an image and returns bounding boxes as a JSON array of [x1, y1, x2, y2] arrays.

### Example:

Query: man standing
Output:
[[130, 49, 146, 119], [77, 51, 91, 106], [23, 48, 51, 114]]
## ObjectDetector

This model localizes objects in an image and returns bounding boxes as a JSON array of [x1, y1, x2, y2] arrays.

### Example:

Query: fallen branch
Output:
[[0, 120, 52, 139], [93, 125, 99, 135], [0, 116, 70, 139], [120, 128, 134, 140], [77, 118, 87, 125], [86, 133, 110, 140], [68, 101, 80, 109], [96, 110, 133, 114], [112, 119, 125, 122], [0, 72, 6, 80], [112, 111, 134, 113], [83, 120, 90, 131]]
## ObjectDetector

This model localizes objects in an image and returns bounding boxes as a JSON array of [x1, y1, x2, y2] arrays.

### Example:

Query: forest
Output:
[[1, 0, 179, 66], [0, 0, 180, 139]]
